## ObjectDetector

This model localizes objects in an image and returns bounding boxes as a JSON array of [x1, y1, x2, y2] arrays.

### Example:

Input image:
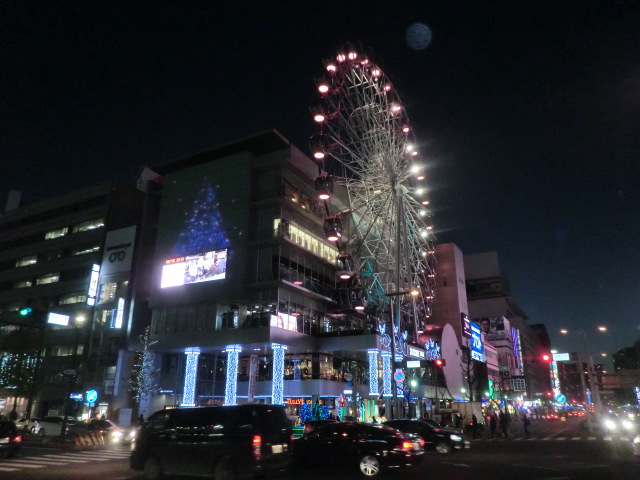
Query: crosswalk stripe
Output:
[[15, 457, 72, 465], [0, 467, 20, 472], [556, 437, 566, 440], [41, 455, 90, 463], [0, 461, 46, 468], [571, 437, 581, 440], [68, 452, 129, 458]]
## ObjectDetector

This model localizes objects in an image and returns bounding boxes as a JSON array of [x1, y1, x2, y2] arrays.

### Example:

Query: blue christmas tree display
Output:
[[174, 180, 231, 255], [299, 400, 330, 425]]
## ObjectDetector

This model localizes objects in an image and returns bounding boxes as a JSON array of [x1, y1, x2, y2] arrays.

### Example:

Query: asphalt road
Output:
[[1, 417, 637, 480]]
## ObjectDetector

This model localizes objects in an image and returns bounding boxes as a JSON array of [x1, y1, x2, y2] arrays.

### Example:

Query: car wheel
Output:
[[435, 441, 452, 455], [143, 455, 163, 480], [359, 454, 381, 477], [38, 429, 45, 436], [213, 456, 236, 480]]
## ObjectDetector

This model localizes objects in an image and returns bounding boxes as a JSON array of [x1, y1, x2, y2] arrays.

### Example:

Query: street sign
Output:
[[553, 352, 570, 361], [556, 394, 566, 403], [86, 390, 98, 403], [394, 370, 405, 383]]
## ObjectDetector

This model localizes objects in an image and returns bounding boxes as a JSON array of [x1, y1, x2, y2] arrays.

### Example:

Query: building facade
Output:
[[0, 183, 145, 421]]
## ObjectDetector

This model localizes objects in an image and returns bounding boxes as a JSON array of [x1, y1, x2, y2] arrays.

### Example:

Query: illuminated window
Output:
[[98, 282, 118, 303], [13, 280, 33, 288], [36, 273, 59, 285], [15, 255, 37, 267], [59, 293, 87, 305], [71, 245, 100, 256], [73, 218, 105, 233], [45, 227, 68, 240], [273, 218, 338, 262]]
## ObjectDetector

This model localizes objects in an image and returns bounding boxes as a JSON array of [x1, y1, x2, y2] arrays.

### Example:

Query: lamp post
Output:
[[384, 288, 419, 419], [559, 326, 606, 433], [60, 315, 86, 439]]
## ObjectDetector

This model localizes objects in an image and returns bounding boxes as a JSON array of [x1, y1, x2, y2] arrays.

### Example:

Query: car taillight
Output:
[[401, 441, 413, 450], [419, 439, 425, 447], [252, 435, 262, 459], [13, 435, 22, 443]]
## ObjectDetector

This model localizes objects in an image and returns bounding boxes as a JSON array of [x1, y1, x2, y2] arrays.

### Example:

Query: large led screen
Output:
[[161, 248, 228, 288]]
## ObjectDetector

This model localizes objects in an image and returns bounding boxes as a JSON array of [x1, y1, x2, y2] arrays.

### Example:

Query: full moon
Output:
[[405, 22, 432, 50]]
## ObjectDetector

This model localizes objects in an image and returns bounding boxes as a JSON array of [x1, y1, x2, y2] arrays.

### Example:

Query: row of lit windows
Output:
[[13, 272, 60, 289], [43, 218, 104, 241], [44, 344, 85, 357], [14, 244, 100, 269], [274, 218, 339, 263]]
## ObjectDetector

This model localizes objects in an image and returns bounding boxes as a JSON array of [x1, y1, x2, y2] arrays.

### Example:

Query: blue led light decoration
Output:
[[173, 180, 231, 256], [271, 343, 287, 405], [380, 350, 392, 397], [367, 349, 380, 396], [181, 347, 201, 406], [224, 345, 242, 406]]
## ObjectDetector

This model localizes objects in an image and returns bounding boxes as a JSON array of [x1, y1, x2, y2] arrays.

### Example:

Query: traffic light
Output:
[[18, 307, 33, 316], [434, 358, 446, 367], [541, 353, 551, 362]]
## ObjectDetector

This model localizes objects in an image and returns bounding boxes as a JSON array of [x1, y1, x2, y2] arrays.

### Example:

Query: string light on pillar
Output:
[[368, 349, 380, 396], [271, 343, 287, 405], [181, 347, 201, 407], [224, 345, 242, 406], [381, 350, 392, 397]]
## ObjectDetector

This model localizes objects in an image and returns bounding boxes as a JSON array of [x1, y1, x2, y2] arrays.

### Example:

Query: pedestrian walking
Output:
[[471, 413, 480, 439], [523, 414, 531, 437], [490, 412, 497, 438], [499, 411, 509, 439]]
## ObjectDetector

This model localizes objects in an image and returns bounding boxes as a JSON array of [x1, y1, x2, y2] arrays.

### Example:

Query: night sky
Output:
[[2, 1, 639, 365]]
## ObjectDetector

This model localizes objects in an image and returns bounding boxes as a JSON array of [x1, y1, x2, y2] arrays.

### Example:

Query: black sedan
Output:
[[384, 419, 470, 455], [0, 419, 22, 458], [293, 421, 424, 477]]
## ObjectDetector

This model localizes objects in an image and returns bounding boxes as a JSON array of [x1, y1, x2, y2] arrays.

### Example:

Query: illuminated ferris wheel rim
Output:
[[310, 47, 436, 324]]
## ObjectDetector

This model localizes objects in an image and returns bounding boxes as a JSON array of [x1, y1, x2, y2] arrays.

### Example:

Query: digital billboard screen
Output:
[[161, 248, 227, 288]]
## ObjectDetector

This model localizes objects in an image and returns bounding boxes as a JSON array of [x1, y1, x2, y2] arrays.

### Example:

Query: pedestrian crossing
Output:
[[0, 446, 130, 473], [476, 434, 633, 442]]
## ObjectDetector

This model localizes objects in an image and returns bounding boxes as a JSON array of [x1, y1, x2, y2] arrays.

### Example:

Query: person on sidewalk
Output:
[[523, 414, 531, 437], [490, 412, 497, 438], [499, 411, 510, 439], [471, 414, 480, 439]]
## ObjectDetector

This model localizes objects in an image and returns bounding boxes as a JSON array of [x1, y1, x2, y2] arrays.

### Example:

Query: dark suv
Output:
[[384, 419, 470, 454], [0, 418, 22, 458], [130, 404, 293, 480]]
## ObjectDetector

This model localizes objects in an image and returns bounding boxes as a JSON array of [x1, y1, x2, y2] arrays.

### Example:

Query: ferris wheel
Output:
[[310, 48, 436, 340]]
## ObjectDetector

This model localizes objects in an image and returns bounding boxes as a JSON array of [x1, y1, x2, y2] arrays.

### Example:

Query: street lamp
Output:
[[559, 326, 606, 432], [59, 315, 86, 438], [384, 287, 420, 419]]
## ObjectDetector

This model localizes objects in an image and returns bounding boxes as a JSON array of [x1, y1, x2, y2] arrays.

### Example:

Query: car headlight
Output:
[[450, 435, 462, 442], [622, 420, 633, 430], [633, 436, 640, 445], [112, 430, 124, 438], [604, 419, 616, 430]]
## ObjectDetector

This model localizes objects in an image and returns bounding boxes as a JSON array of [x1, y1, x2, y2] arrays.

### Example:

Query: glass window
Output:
[[71, 245, 100, 256], [13, 280, 33, 288], [45, 227, 68, 240], [98, 282, 118, 303], [36, 273, 60, 285], [72, 218, 105, 233], [59, 293, 87, 305], [15, 255, 37, 267]]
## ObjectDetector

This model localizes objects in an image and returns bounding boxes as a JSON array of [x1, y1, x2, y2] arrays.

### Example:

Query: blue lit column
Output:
[[381, 350, 392, 397], [224, 345, 242, 406], [271, 343, 287, 405], [181, 347, 201, 407], [368, 349, 380, 396]]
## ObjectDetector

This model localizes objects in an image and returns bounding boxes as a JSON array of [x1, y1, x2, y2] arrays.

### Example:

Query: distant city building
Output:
[[0, 183, 145, 421]]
